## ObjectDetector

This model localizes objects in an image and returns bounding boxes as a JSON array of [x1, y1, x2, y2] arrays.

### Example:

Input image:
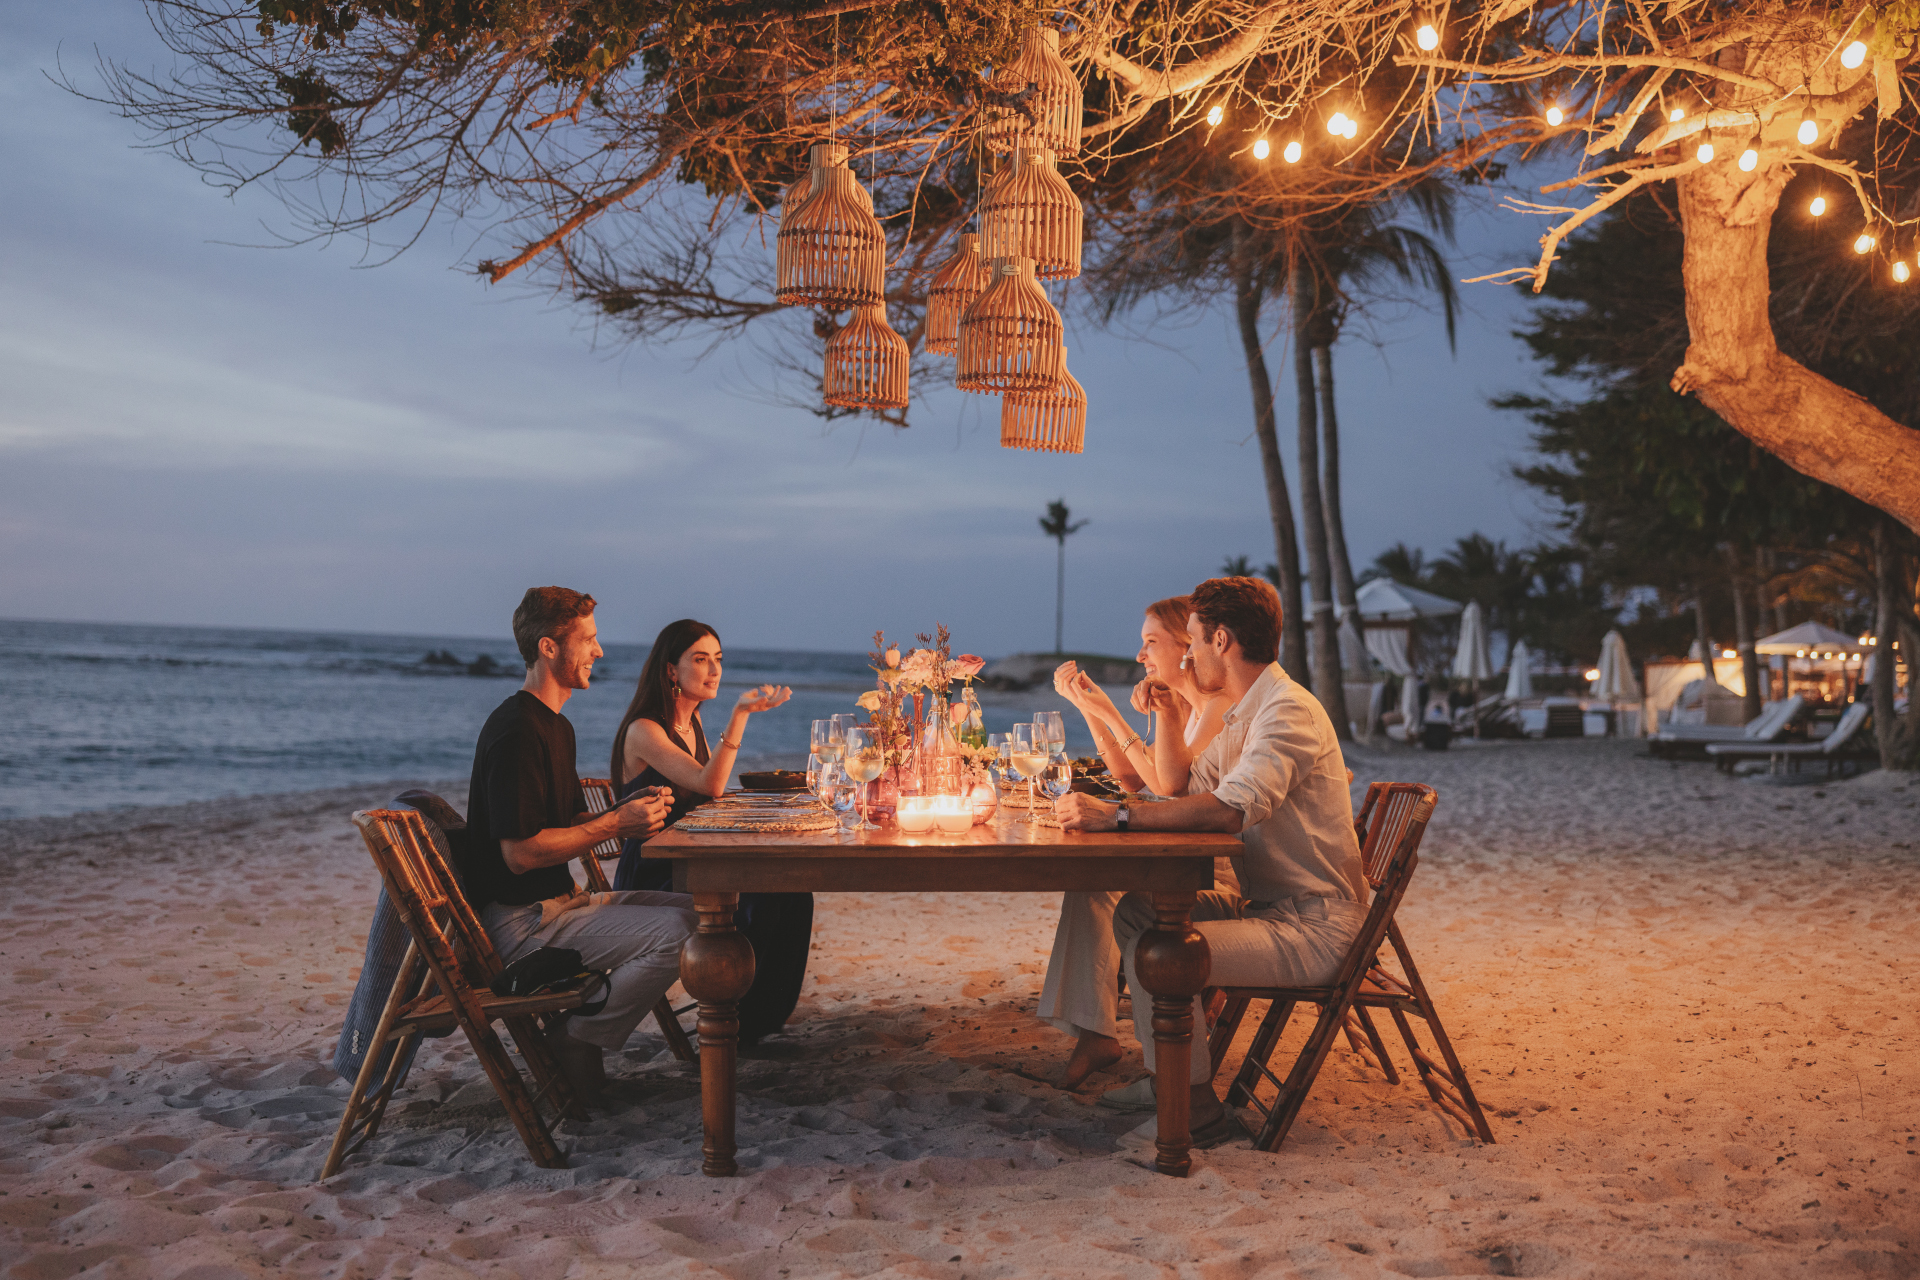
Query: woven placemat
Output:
[[676, 811, 838, 833]]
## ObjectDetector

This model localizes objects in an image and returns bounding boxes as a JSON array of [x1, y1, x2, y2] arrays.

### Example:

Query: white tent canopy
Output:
[[1451, 601, 1494, 680], [1504, 640, 1534, 699], [1355, 578, 1464, 624], [1364, 627, 1413, 676], [1755, 621, 1868, 657]]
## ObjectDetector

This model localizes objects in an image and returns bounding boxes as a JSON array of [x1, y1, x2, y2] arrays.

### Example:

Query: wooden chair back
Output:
[[577, 777, 623, 892], [1353, 782, 1435, 889], [357, 808, 504, 989]]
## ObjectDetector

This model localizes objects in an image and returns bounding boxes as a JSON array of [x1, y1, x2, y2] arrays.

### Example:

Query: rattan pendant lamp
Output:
[[1000, 345, 1085, 453], [980, 147, 1082, 280], [955, 255, 1063, 393], [777, 145, 885, 309], [986, 27, 1084, 157], [823, 303, 910, 410], [925, 232, 991, 355]]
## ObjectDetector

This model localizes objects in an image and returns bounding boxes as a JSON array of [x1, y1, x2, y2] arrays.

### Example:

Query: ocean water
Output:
[[0, 619, 1115, 820]]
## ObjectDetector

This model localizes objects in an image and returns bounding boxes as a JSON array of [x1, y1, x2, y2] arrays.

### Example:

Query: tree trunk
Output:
[[1054, 539, 1065, 655], [1728, 546, 1760, 721], [1902, 615, 1920, 764], [1314, 345, 1360, 619], [1694, 587, 1713, 682], [1230, 223, 1310, 687], [1872, 519, 1901, 769], [1753, 545, 1776, 700], [1292, 263, 1349, 737], [1671, 162, 1920, 537]]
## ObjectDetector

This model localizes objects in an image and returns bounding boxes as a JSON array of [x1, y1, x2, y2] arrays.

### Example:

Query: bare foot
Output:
[[1060, 1032, 1123, 1090]]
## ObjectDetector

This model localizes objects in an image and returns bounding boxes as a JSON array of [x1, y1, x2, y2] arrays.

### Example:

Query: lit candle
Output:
[[896, 796, 937, 833], [932, 796, 972, 834]]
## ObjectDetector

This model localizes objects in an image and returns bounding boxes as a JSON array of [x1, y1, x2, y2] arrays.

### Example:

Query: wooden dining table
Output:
[[645, 816, 1242, 1178]]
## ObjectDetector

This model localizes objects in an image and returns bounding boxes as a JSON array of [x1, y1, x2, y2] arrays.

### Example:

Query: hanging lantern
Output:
[[955, 256, 1063, 393], [1000, 346, 1085, 453], [823, 304, 910, 410], [986, 27, 1084, 158], [979, 147, 1082, 280], [926, 232, 991, 356], [777, 146, 885, 309]]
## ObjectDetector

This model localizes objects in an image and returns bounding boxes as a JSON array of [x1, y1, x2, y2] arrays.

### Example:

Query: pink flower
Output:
[[952, 654, 986, 679], [949, 701, 971, 725], [884, 646, 901, 667]]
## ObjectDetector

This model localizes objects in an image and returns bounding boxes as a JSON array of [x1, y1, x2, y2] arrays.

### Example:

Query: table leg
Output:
[[680, 891, 755, 1176], [1133, 889, 1210, 1176]]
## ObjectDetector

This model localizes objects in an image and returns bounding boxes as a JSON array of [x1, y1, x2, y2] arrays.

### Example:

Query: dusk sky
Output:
[[3, 3, 1570, 658]]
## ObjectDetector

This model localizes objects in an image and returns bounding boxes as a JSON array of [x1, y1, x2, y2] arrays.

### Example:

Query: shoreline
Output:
[[2, 741, 1914, 1277]]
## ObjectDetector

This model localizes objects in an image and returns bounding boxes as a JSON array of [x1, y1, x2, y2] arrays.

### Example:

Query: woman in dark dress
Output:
[[609, 619, 812, 1047]]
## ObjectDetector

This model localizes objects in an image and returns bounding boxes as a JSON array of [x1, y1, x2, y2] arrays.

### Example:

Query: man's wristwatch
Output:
[[1115, 806, 1130, 833]]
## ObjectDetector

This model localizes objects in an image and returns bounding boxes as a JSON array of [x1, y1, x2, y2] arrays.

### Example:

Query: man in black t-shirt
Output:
[[460, 587, 694, 1097]]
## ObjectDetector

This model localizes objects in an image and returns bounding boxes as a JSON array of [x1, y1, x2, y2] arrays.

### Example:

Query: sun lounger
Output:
[[1704, 701, 1872, 776], [1650, 696, 1804, 758]]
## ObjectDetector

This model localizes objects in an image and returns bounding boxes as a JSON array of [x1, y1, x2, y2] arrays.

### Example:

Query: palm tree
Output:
[[1040, 499, 1088, 655]]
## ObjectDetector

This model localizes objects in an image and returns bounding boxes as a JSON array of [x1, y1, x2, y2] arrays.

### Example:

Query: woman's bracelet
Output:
[[1117, 734, 1144, 753], [718, 737, 742, 751]]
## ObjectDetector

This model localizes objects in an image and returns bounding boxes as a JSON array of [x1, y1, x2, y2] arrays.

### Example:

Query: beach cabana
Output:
[[1755, 621, 1870, 704], [1357, 579, 1462, 740]]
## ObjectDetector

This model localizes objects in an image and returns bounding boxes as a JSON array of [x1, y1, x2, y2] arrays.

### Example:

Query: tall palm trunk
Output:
[[1753, 545, 1776, 700], [1230, 222, 1309, 686], [1871, 518, 1901, 770], [1291, 261, 1349, 735], [1727, 545, 1760, 721], [1313, 346, 1361, 620]]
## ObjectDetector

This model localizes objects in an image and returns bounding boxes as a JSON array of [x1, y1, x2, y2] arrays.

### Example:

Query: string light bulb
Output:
[[1416, 21, 1439, 51], [1841, 39, 1868, 69], [1252, 138, 1270, 160], [1798, 109, 1819, 145], [1894, 260, 1911, 283], [1206, 104, 1224, 127], [1738, 146, 1759, 171], [1810, 194, 1827, 216], [1341, 115, 1359, 139], [1854, 231, 1876, 254], [1696, 140, 1715, 163], [1283, 139, 1302, 163], [1545, 104, 1564, 126], [1328, 111, 1351, 136], [1669, 106, 1686, 122]]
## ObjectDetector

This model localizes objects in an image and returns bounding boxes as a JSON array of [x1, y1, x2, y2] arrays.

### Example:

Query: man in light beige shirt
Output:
[[1057, 575, 1366, 1147]]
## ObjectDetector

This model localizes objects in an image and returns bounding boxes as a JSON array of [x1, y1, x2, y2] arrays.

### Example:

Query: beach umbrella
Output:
[[1355, 577, 1464, 624], [1504, 640, 1534, 700], [1450, 602, 1494, 680], [1397, 669, 1420, 731], [1594, 630, 1641, 702]]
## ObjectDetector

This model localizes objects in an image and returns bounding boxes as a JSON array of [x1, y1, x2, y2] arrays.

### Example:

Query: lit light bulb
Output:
[[1841, 40, 1867, 69], [1810, 195, 1827, 216], [1738, 147, 1758, 171], [1669, 106, 1685, 122], [1207, 104, 1224, 127], [1252, 138, 1270, 159], [1283, 139, 1302, 163], [1342, 117, 1359, 139], [1696, 141, 1715, 163], [1544, 104, 1563, 127], [1895, 260, 1911, 283], [1854, 232, 1875, 254], [1327, 111, 1350, 136], [1416, 22, 1439, 51], [1797, 113, 1818, 145]]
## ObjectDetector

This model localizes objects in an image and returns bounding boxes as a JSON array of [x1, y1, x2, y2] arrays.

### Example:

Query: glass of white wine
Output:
[[810, 719, 843, 796], [1009, 723, 1050, 821], [1038, 710, 1067, 761], [840, 726, 884, 830], [1039, 757, 1074, 825]]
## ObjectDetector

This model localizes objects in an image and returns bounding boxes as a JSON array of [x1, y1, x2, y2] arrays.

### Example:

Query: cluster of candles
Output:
[[894, 795, 977, 835]]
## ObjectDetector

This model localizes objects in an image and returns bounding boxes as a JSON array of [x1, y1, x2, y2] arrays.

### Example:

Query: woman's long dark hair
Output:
[[611, 619, 719, 785]]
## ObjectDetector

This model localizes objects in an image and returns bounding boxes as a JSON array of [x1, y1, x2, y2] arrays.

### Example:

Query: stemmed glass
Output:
[[1037, 710, 1067, 761], [1008, 723, 1050, 820], [1038, 757, 1074, 825], [840, 726, 884, 830], [819, 761, 861, 833], [810, 719, 843, 798]]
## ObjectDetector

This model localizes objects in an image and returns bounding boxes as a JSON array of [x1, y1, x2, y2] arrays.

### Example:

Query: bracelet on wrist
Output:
[[719, 738, 741, 751]]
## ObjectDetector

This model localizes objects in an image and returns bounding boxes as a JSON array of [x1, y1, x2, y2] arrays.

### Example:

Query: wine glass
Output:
[[1038, 710, 1067, 760], [1039, 757, 1074, 825], [812, 719, 844, 765], [832, 712, 859, 740], [820, 762, 861, 832], [1009, 723, 1050, 820], [840, 726, 884, 830]]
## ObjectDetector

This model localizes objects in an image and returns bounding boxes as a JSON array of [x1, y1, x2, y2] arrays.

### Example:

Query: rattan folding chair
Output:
[[1206, 787, 1479, 1150], [1342, 783, 1494, 1141], [320, 808, 589, 1178], [578, 778, 696, 1063]]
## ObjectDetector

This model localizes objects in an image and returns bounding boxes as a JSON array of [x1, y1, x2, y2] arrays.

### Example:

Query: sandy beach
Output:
[[2, 739, 1914, 1278]]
